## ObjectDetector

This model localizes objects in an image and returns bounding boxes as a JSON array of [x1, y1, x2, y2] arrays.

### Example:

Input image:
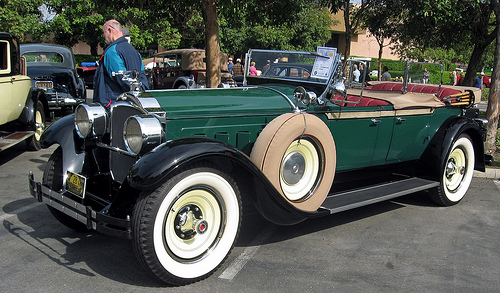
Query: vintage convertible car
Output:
[[20, 43, 86, 113], [145, 48, 234, 89], [29, 48, 486, 285]]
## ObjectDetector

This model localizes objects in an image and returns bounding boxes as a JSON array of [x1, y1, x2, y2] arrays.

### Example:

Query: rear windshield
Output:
[[23, 52, 63, 64]]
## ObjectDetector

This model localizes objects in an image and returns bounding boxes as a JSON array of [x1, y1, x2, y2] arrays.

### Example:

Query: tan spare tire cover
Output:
[[250, 113, 336, 212]]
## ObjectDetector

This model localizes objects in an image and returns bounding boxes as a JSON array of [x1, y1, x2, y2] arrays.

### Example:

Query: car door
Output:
[[324, 101, 394, 171], [385, 109, 433, 162]]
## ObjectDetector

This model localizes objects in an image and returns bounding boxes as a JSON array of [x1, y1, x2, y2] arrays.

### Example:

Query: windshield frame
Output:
[[244, 49, 343, 102]]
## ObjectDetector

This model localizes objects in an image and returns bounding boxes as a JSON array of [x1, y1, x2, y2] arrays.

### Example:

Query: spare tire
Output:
[[250, 113, 336, 212]]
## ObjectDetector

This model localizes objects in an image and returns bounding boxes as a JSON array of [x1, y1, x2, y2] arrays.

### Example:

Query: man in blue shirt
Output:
[[93, 19, 149, 107], [473, 72, 484, 89], [227, 57, 234, 73]]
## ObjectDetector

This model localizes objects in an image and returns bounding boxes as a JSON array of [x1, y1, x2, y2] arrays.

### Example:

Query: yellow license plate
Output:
[[35, 81, 53, 89], [66, 172, 86, 198]]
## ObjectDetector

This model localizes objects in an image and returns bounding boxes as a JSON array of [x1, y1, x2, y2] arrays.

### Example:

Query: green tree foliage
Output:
[[0, 0, 47, 42], [2, 0, 333, 57], [48, 0, 105, 54], [386, 0, 496, 86], [46, 0, 182, 54]]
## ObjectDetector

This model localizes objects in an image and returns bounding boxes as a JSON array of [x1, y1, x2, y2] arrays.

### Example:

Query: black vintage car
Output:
[[20, 44, 86, 113]]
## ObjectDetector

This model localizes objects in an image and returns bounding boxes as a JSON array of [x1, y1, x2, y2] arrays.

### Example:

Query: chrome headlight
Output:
[[75, 104, 108, 138], [124, 115, 163, 155]]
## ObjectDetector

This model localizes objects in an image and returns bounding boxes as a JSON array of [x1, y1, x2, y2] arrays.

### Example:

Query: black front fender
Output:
[[125, 137, 310, 225], [40, 114, 75, 148], [39, 114, 85, 177]]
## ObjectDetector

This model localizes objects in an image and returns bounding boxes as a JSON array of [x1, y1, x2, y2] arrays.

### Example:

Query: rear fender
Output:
[[173, 76, 195, 89], [418, 117, 485, 180], [122, 137, 309, 225], [18, 90, 49, 127]]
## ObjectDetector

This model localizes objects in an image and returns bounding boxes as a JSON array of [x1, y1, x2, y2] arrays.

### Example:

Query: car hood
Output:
[[143, 84, 299, 118]]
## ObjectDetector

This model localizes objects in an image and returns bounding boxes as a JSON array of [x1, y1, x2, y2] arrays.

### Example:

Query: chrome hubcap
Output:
[[174, 204, 207, 240], [445, 148, 467, 192], [282, 152, 306, 185], [280, 138, 321, 201]]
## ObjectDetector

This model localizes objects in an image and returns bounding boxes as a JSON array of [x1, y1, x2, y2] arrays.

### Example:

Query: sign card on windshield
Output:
[[311, 46, 337, 79]]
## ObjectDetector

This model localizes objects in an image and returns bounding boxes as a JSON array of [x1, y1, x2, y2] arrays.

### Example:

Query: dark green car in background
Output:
[[29, 48, 487, 285]]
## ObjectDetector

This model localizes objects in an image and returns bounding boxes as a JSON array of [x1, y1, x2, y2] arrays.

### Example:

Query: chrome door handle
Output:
[[397, 117, 406, 122], [371, 118, 381, 124]]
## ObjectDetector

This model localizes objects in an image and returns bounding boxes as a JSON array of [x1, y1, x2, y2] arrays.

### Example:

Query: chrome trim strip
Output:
[[325, 108, 434, 120]]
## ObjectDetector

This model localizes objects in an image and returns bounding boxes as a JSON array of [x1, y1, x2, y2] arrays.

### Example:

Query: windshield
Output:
[[244, 48, 341, 86]]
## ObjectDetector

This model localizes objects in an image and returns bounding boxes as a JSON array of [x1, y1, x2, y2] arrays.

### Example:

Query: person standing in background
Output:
[[227, 57, 234, 73], [122, 27, 131, 43], [93, 19, 149, 107], [381, 66, 391, 81], [231, 58, 244, 76]]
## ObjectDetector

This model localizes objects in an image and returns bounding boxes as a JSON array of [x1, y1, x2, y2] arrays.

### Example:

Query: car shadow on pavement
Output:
[[3, 190, 438, 287], [4, 199, 171, 288], [0, 145, 25, 166], [237, 190, 438, 248]]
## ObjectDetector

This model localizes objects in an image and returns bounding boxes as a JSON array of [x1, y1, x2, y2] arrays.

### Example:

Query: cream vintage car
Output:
[[0, 32, 47, 151]]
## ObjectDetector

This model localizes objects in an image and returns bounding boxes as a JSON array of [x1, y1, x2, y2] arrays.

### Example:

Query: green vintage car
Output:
[[0, 32, 47, 151], [29, 48, 486, 285]]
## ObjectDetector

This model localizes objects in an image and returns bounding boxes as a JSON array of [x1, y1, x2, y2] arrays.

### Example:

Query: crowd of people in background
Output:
[[226, 55, 490, 90]]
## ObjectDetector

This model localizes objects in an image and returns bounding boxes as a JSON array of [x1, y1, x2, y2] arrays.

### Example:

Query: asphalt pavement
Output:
[[1, 142, 499, 292]]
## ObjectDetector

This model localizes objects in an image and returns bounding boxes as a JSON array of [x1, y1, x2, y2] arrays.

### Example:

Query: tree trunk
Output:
[[90, 44, 98, 57], [462, 41, 491, 87], [376, 36, 384, 81], [486, 0, 500, 157], [343, 2, 352, 59], [202, 0, 221, 88]]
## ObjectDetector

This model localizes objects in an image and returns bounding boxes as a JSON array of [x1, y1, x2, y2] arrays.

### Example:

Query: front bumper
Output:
[[28, 172, 131, 239]]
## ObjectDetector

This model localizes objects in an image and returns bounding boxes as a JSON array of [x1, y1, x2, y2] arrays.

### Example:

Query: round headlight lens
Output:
[[124, 115, 163, 155], [75, 105, 91, 138], [74, 104, 107, 138]]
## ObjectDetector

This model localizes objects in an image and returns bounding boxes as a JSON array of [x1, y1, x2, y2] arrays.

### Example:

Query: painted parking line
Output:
[[219, 225, 275, 281], [0, 202, 41, 222]]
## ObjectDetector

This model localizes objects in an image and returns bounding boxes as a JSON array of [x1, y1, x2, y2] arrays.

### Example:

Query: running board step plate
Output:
[[319, 177, 439, 214]]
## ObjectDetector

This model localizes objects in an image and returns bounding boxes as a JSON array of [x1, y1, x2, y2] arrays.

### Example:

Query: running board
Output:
[[319, 177, 439, 214], [0, 131, 34, 151]]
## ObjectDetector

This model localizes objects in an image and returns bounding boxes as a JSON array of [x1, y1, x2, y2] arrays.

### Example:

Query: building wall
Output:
[[72, 41, 103, 55], [346, 33, 399, 60], [329, 9, 400, 60]]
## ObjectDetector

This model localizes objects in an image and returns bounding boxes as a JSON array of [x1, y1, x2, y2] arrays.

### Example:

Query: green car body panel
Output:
[[146, 85, 464, 172]]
